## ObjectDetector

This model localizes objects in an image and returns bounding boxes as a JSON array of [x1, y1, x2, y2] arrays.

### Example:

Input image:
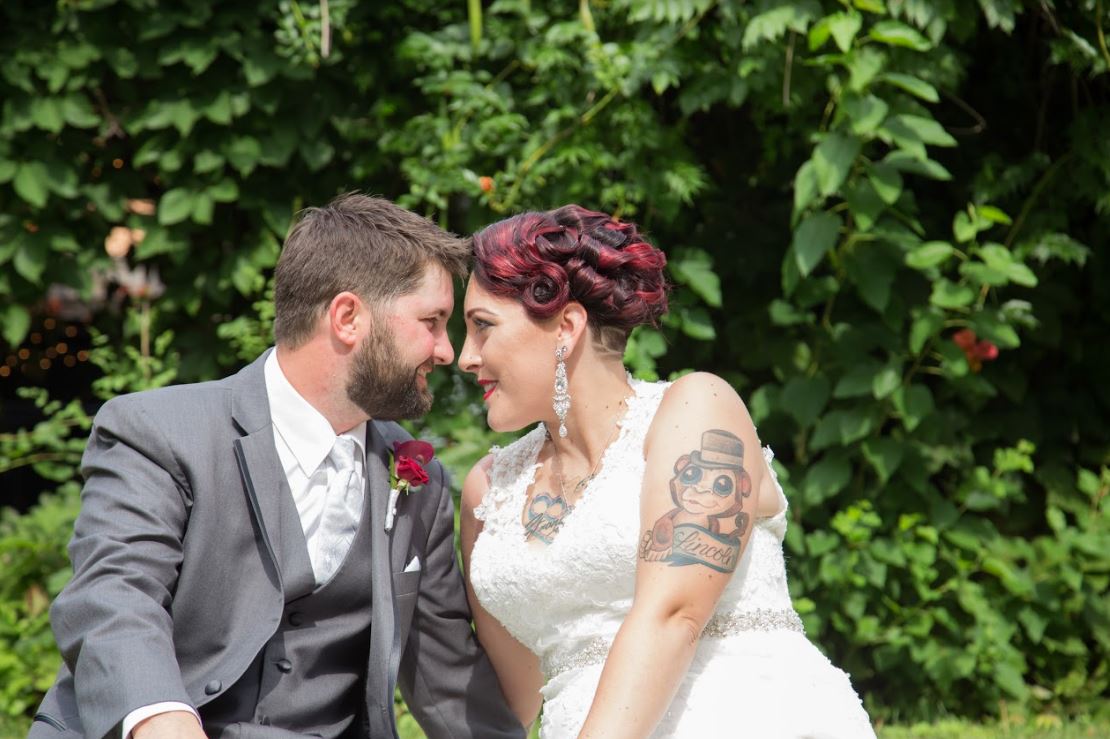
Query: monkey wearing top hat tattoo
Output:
[[640, 429, 753, 572]]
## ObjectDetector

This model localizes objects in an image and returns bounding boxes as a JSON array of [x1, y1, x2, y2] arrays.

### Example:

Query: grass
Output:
[[877, 715, 1110, 738]]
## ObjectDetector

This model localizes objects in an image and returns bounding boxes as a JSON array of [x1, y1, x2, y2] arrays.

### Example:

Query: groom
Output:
[[30, 194, 523, 739]]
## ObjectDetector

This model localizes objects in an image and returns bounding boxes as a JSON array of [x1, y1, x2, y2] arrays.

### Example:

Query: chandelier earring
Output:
[[552, 345, 571, 438]]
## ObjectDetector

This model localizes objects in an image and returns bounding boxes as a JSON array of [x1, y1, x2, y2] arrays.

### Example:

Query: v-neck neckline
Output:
[[516, 379, 642, 551]]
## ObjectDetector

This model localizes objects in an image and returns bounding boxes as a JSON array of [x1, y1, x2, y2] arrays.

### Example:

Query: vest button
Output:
[[287, 611, 303, 627], [204, 680, 222, 695], [275, 658, 293, 673]]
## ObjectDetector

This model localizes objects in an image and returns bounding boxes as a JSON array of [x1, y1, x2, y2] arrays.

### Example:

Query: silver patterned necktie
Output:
[[315, 435, 365, 584]]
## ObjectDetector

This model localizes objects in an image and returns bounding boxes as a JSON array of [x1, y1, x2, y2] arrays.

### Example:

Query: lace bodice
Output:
[[470, 377, 800, 677]]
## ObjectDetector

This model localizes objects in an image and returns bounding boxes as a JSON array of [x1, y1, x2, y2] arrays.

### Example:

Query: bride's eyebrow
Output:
[[464, 307, 497, 320]]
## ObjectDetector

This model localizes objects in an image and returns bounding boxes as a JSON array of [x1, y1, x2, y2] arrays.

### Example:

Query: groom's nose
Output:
[[433, 330, 455, 366]]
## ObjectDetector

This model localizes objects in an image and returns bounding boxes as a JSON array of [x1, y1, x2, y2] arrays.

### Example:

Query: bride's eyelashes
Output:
[[470, 317, 493, 331]]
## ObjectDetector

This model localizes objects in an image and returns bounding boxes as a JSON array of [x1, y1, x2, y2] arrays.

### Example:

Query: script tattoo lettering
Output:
[[638, 429, 753, 573], [523, 492, 575, 545]]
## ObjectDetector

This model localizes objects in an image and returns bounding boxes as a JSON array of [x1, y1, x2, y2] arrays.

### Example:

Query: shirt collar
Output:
[[264, 350, 367, 476]]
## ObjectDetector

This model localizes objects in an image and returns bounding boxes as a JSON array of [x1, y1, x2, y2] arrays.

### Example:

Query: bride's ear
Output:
[[557, 301, 589, 355]]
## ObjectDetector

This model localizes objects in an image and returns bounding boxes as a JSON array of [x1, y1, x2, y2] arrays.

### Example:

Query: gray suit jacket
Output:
[[30, 350, 522, 739]]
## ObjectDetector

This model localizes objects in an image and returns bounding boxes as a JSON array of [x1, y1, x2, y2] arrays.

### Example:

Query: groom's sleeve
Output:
[[49, 395, 195, 739], [396, 461, 525, 739]]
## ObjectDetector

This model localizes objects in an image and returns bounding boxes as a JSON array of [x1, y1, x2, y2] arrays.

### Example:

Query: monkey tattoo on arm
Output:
[[638, 429, 753, 573]]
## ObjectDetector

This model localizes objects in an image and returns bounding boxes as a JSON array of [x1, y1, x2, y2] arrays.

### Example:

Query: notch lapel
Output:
[[365, 422, 401, 738], [230, 349, 289, 593]]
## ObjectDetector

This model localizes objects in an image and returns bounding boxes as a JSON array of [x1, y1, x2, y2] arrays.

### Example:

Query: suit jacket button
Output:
[[275, 658, 293, 673], [287, 611, 303, 627], [204, 680, 222, 695]]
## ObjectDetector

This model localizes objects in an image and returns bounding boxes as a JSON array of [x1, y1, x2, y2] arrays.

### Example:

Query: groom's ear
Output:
[[557, 301, 589, 354], [328, 291, 366, 349]]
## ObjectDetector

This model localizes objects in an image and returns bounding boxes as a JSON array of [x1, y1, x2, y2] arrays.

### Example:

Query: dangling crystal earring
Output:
[[552, 345, 571, 438]]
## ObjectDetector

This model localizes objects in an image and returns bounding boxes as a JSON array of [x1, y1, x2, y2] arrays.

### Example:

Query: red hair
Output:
[[471, 205, 668, 337]]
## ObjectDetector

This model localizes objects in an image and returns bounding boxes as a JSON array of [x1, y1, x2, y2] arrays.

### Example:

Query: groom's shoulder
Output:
[[94, 374, 236, 431]]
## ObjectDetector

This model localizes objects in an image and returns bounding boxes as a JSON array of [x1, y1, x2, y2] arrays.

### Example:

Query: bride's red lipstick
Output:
[[478, 380, 497, 400]]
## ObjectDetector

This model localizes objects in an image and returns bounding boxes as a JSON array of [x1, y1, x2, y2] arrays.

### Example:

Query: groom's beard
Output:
[[346, 324, 434, 421]]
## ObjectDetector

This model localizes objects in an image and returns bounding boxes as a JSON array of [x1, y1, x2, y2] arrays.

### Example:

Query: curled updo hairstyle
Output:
[[471, 205, 668, 353]]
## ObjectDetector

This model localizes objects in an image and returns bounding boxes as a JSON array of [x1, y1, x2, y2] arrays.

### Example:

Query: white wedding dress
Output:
[[470, 378, 876, 738]]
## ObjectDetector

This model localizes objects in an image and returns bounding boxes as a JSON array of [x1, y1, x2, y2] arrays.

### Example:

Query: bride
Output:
[[457, 205, 875, 738]]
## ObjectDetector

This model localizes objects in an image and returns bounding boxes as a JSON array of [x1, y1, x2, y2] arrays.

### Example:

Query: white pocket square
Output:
[[403, 555, 421, 573]]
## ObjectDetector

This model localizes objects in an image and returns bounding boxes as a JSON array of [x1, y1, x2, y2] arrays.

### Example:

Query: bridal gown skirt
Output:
[[537, 631, 875, 739]]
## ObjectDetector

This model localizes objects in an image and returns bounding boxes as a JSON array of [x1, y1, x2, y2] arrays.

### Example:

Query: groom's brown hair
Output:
[[273, 192, 469, 348]]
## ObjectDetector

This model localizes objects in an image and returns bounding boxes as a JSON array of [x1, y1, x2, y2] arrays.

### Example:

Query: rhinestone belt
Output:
[[541, 607, 805, 679]]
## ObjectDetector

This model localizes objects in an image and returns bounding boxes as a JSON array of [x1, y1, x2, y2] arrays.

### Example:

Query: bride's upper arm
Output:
[[634, 372, 766, 624]]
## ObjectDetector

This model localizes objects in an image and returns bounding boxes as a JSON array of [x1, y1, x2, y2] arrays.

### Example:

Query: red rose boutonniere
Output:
[[385, 440, 435, 532]]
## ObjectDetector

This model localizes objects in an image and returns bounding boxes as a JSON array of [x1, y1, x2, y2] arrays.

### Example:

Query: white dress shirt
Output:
[[122, 350, 367, 737]]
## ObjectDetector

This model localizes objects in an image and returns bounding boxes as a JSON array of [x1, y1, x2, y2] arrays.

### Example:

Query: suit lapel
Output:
[[230, 348, 316, 598], [365, 422, 402, 738]]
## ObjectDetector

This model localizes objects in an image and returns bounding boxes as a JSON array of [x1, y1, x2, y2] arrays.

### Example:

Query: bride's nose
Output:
[[458, 335, 481, 374]]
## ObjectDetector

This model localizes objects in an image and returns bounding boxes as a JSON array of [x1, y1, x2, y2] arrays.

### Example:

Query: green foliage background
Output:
[[1, 0, 1108, 731]]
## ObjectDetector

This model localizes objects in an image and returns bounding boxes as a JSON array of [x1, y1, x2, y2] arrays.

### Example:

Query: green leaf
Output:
[[742, 2, 820, 50], [909, 310, 944, 353], [14, 240, 46, 283], [29, 98, 65, 132], [842, 94, 889, 136], [843, 241, 894, 310], [867, 163, 903, 204], [861, 438, 904, 484], [225, 136, 262, 175], [208, 178, 239, 203], [847, 47, 885, 91], [194, 150, 225, 174], [299, 138, 335, 171], [158, 188, 196, 225], [13, 162, 50, 207], [843, 178, 885, 232], [813, 133, 861, 196], [191, 192, 214, 224], [872, 365, 901, 399], [893, 385, 934, 431], [2, 304, 31, 346], [888, 114, 956, 147], [781, 374, 831, 427], [0, 159, 16, 183], [670, 250, 722, 307], [979, 243, 1038, 287], [810, 11, 863, 52], [62, 94, 100, 128], [829, 11, 863, 52], [869, 20, 933, 51], [906, 241, 955, 270], [880, 73, 939, 102], [792, 211, 841, 277], [976, 204, 1012, 225], [971, 310, 1021, 349], [204, 90, 234, 124], [995, 661, 1030, 700], [803, 454, 852, 505], [769, 299, 809, 326], [883, 153, 953, 181], [834, 361, 883, 398], [793, 160, 821, 217], [811, 408, 876, 449], [929, 279, 975, 309], [679, 306, 716, 340]]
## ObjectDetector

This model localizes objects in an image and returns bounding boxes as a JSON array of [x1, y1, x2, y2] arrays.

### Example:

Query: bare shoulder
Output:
[[461, 453, 496, 513], [663, 371, 742, 407], [649, 372, 754, 444]]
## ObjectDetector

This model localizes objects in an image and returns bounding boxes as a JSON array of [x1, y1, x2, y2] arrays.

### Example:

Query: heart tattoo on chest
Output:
[[523, 492, 575, 545]]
